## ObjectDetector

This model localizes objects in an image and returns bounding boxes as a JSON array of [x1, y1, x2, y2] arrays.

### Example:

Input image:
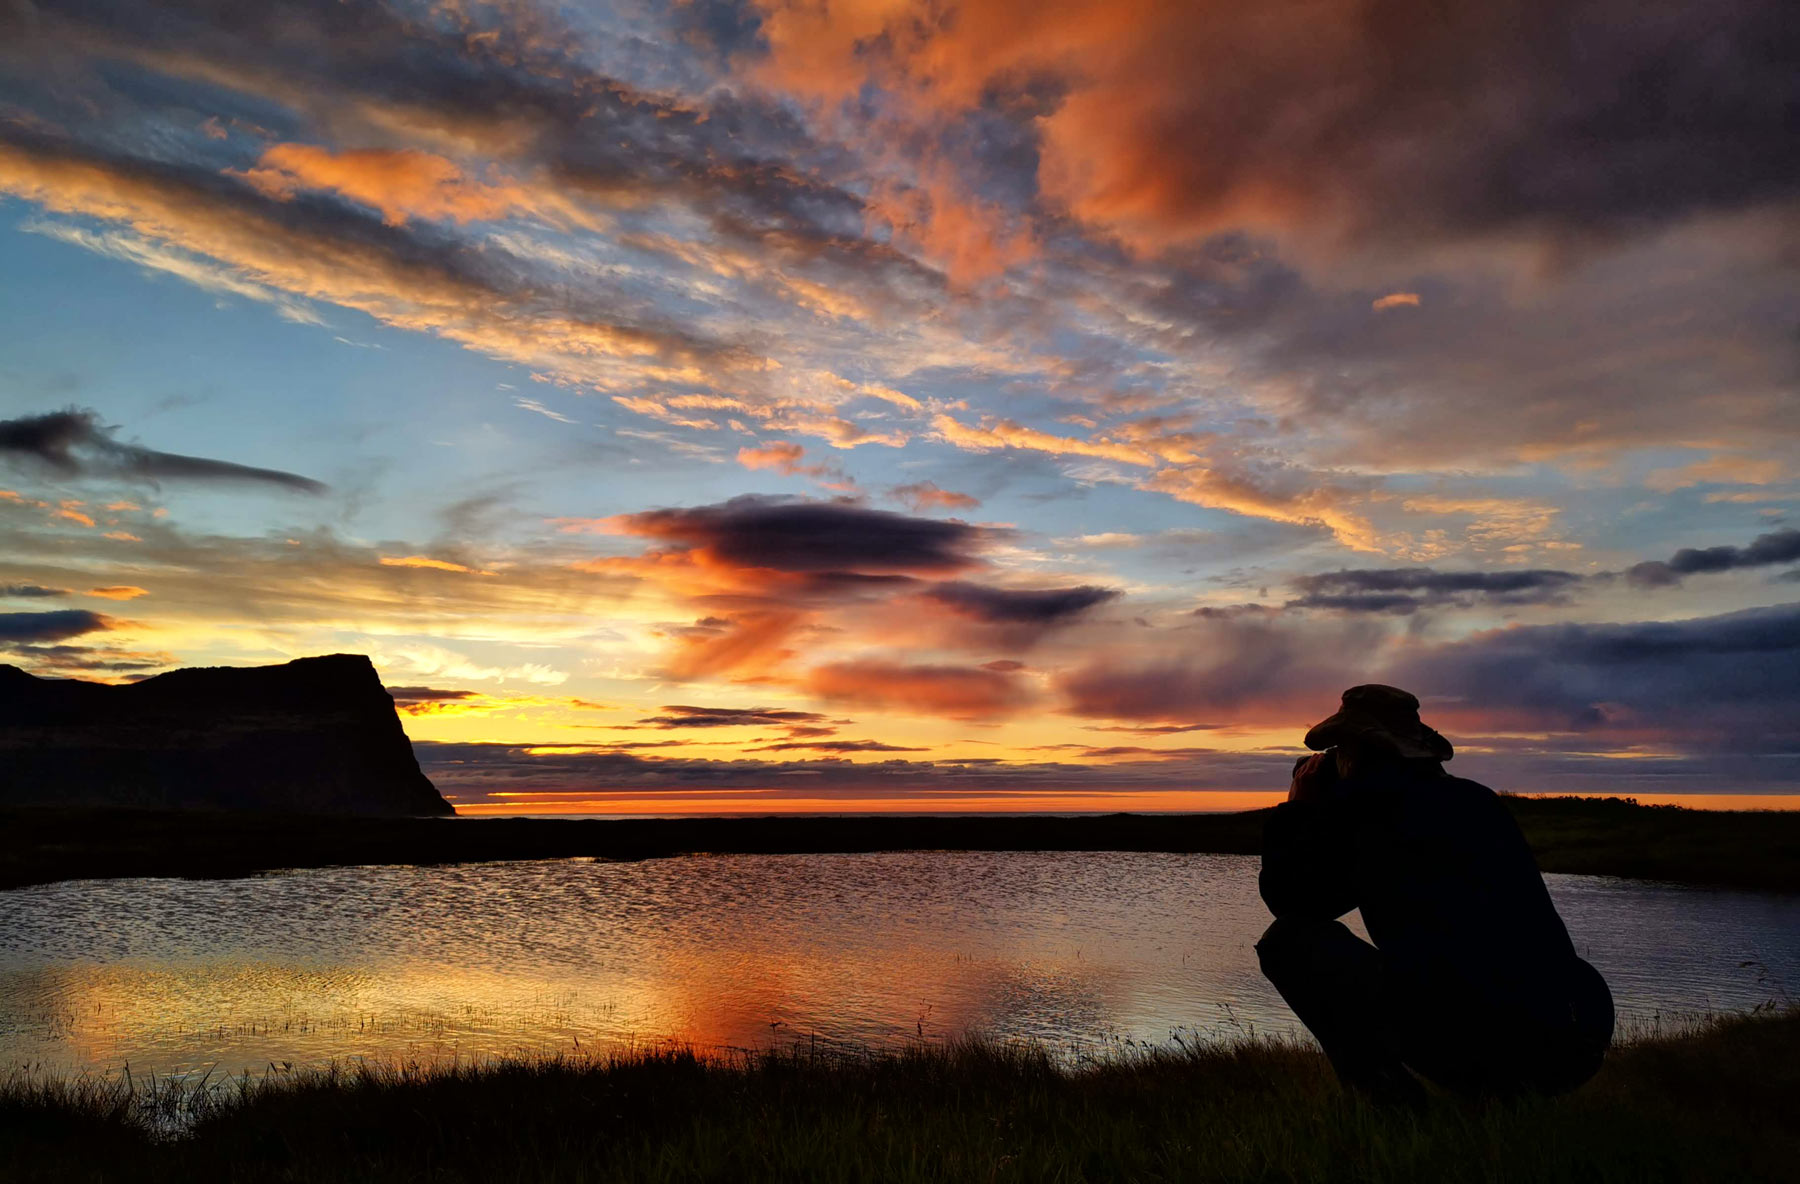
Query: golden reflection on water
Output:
[[3, 853, 1796, 1082]]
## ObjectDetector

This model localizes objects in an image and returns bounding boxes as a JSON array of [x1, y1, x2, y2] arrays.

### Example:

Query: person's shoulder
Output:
[[1393, 767, 1508, 820], [1439, 772, 1500, 798]]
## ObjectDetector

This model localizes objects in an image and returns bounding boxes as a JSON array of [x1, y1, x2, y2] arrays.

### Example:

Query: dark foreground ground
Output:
[[4, 1010, 1796, 1183], [3, 795, 1797, 892]]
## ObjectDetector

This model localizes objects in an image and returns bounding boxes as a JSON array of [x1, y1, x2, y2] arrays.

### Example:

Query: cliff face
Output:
[[0, 654, 454, 816]]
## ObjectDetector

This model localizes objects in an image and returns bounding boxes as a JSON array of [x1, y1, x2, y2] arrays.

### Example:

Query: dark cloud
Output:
[[1624, 528, 1800, 588], [615, 496, 990, 575], [924, 580, 1120, 624], [0, 609, 113, 642], [1051, 745, 1221, 760], [0, 642, 173, 673], [584, 739, 692, 750], [0, 409, 326, 493], [414, 740, 1299, 797], [1, 584, 70, 598], [1190, 604, 1282, 620], [634, 704, 830, 728], [386, 686, 477, 703], [1288, 567, 1583, 614], [1397, 601, 1800, 750], [670, 0, 767, 58], [748, 739, 926, 753]]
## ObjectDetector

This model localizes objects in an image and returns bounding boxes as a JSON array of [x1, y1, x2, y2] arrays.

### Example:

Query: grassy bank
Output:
[[2, 796, 1796, 892], [5, 1010, 1797, 1183]]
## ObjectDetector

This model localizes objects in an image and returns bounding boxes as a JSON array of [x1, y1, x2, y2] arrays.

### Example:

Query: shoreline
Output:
[[3, 795, 1796, 893], [7, 1010, 1797, 1182]]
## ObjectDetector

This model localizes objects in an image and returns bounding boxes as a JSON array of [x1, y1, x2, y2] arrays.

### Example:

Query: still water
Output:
[[3, 852, 1796, 1080]]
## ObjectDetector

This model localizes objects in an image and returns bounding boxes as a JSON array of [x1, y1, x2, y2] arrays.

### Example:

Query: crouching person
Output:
[[1256, 685, 1614, 1102]]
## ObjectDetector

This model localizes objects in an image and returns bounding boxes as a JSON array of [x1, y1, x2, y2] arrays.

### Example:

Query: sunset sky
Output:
[[1, 0, 1796, 812]]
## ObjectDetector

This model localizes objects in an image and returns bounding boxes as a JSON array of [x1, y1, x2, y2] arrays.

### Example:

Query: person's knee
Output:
[[1256, 915, 1338, 976]]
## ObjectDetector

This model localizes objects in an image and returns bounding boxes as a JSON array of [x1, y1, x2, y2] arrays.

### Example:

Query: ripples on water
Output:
[[2, 852, 1795, 1080]]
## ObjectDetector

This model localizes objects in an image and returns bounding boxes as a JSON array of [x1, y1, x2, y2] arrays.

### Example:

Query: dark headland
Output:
[[0, 654, 451, 817]]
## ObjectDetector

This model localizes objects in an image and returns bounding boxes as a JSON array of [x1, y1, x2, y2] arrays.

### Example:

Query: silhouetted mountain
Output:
[[0, 654, 452, 815]]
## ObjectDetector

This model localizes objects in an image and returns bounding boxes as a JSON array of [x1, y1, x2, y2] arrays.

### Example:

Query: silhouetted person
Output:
[[1256, 685, 1613, 1101]]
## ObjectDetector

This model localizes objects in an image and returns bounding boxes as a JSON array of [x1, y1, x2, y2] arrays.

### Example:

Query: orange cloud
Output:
[[1144, 468, 1379, 553], [379, 555, 496, 576], [891, 482, 980, 512], [1372, 292, 1421, 311], [863, 159, 1035, 284], [235, 143, 583, 228], [85, 585, 148, 600], [737, 441, 810, 473], [750, 0, 1782, 258], [931, 413, 1377, 550], [53, 502, 96, 527], [806, 659, 1034, 719], [1645, 453, 1787, 493], [932, 414, 1158, 468], [663, 612, 804, 680]]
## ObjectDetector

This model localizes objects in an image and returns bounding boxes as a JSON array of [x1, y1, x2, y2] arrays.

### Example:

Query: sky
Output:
[[1, 0, 1797, 813]]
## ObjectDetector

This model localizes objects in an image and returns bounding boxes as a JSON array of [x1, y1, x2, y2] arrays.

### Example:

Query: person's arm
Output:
[[1259, 787, 1360, 921]]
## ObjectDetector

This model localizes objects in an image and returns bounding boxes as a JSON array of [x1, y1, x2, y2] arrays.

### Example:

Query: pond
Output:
[[3, 852, 1795, 1081]]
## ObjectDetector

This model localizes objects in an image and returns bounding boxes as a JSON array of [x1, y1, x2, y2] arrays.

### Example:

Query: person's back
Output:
[[1257, 686, 1613, 1099]]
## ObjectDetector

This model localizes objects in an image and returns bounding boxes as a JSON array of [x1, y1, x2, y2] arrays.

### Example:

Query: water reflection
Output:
[[1, 852, 1794, 1080]]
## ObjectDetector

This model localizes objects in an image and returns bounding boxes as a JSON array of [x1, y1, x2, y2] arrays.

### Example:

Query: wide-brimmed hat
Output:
[[1304, 684, 1453, 761]]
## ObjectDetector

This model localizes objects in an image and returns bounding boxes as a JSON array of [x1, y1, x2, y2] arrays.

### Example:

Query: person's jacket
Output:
[[1260, 761, 1597, 1028]]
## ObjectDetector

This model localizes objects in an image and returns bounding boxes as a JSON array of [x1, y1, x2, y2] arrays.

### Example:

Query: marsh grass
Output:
[[5, 1009, 1797, 1183]]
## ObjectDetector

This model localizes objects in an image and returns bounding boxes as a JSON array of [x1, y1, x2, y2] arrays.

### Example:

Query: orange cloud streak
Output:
[[85, 585, 148, 600], [806, 659, 1033, 719], [236, 143, 589, 228], [379, 555, 497, 575]]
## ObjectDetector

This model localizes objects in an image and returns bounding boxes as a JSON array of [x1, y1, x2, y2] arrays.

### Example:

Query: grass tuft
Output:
[[4, 1010, 1797, 1182]]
